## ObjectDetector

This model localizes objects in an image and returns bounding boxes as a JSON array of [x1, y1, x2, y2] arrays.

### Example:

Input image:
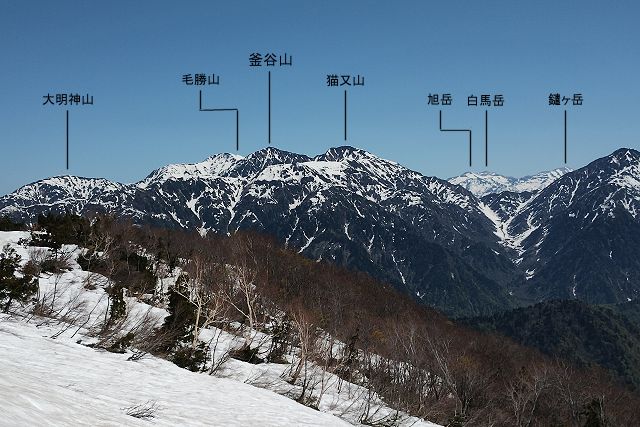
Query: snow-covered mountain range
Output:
[[2, 146, 639, 315], [448, 168, 572, 197]]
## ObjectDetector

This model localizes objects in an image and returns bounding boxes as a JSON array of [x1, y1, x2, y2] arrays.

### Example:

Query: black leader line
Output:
[[344, 90, 348, 141], [485, 110, 488, 167], [564, 109, 567, 164], [268, 71, 271, 144], [66, 110, 69, 170], [199, 90, 239, 151], [439, 109, 472, 167]]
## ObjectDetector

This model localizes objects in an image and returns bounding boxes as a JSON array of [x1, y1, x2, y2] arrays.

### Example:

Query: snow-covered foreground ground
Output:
[[0, 316, 351, 427], [0, 231, 441, 426]]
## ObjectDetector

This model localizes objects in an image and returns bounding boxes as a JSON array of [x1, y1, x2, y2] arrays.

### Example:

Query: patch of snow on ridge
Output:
[[255, 163, 304, 182], [302, 160, 348, 181]]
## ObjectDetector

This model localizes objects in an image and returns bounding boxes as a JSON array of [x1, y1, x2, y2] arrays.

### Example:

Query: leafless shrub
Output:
[[126, 309, 170, 360], [83, 271, 108, 291], [52, 301, 89, 338], [208, 327, 232, 375], [360, 405, 405, 427], [92, 305, 165, 359], [244, 368, 282, 390], [27, 248, 48, 275], [31, 278, 83, 324], [28, 247, 73, 274], [124, 400, 160, 419], [31, 282, 91, 339]]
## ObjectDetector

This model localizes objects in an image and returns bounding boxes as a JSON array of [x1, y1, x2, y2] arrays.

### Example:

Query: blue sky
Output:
[[1, 1, 638, 195]]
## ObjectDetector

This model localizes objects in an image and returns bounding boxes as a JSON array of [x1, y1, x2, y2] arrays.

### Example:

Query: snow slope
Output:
[[0, 317, 351, 427]]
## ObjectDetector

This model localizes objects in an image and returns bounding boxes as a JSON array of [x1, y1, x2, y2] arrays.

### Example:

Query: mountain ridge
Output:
[[448, 167, 572, 197], [2, 146, 640, 316]]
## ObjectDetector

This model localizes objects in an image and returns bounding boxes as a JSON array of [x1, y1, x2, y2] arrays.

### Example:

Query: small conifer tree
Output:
[[0, 244, 38, 312]]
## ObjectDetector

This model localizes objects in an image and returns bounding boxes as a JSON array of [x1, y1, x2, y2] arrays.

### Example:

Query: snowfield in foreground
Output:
[[0, 231, 348, 426], [0, 231, 440, 426], [0, 317, 352, 427]]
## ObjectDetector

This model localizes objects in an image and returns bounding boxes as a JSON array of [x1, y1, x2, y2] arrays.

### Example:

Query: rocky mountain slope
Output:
[[495, 148, 640, 303]]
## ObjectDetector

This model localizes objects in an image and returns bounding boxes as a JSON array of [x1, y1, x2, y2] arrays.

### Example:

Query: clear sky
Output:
[[1, 1, 639, 195]]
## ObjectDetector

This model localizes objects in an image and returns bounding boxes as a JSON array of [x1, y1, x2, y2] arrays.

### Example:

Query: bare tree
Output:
[[81, 221, 116, 272], [505, 363, 550, 427], [428, 334, 494, 419], [285, 307, 320, 406], [224, 263, 260, 348], [551, 360, 595, 427], [174, 251, 227, 351]]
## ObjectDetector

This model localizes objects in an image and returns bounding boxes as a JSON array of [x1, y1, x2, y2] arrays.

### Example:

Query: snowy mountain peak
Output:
[[317, 146, 376, 162], [139, 153, 244, 188], [246, 146, 311, 164], [562, 148, 640, 189], [566, 147, 640, 206], [10, 175, 123, 202], [448, 172, 513, 197], [449, 168, 572, 197], [608, 147, 640, 166], [229, 147, 312, 178]]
